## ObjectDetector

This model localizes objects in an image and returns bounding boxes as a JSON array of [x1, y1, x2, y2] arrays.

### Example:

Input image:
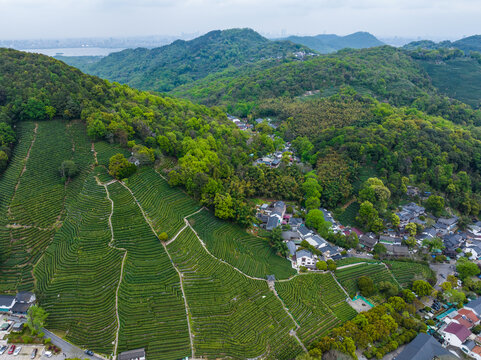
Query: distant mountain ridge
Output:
[[403, 34, 481, 53], [78, 28, 311, 92], [281, 31, 384, 53]]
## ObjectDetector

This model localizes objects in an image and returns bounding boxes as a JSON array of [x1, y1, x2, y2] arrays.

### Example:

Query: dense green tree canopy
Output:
[[108, 154, 137, 180]]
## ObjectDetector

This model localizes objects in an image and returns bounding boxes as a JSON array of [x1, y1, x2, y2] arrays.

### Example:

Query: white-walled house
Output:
[[442, 322, 471, 348], [296, 249, 315, 268]]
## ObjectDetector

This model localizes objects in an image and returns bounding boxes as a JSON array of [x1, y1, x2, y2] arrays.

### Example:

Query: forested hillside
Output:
[[405, 47, 481, 108], [173, 46, 481, 125], [78, 28, 310, 92], [282, 31, 384, 53], [0, 48, 307, 226], [404, 34, 481, 54]]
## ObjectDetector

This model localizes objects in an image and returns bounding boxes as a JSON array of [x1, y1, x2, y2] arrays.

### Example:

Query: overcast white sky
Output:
[[0, 0, 480, 40]]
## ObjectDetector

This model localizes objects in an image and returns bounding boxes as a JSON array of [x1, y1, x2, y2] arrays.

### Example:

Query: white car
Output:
[[0, 345, 7, 355], [13, 346, 21, 356], [44, 350, 53, 358]]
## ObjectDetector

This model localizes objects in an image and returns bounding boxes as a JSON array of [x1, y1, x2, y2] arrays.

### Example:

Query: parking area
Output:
[[0, 343, 60, 360], [430, 262, 455, 290], [0, 315, 103, 360]]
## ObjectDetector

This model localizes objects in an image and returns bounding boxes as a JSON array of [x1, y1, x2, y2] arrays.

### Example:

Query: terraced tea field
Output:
[[335, 263, 400, 298], [35, 174, 123, 354], [385, 261, 435, 287], [126, 168, 201, 238], [167, 228, 303, 359], [275, 274, 356, 345], [0, 121, 93, 292], [0, 119, 399, 359], [108, 182, 191, 360], [189, 209, 296, 279]]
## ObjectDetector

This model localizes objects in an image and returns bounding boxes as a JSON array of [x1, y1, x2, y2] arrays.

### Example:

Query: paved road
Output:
[[42, 329, 105, 360], [429, 262, 455, 290]]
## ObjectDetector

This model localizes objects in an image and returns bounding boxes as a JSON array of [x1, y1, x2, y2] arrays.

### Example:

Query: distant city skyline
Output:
[[0, 0, 479, 41]]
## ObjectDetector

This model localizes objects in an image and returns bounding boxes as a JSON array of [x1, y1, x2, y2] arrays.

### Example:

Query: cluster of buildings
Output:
[[396, 297, 481, 359], [256, 203, 343, 270], [356, 201, 481, 260], [0, 291, 36, 316], [227, 115, 253, 131], [254, 142, 298, 168], [428, 298, 481, 359]]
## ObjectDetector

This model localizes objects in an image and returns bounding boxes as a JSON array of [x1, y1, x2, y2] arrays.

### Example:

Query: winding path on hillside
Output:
[[117, 180, 308, 356], [165, 207, 205, 245], [97, 177, 127, 359], [116, 181, 196, 359], [7, 122, 38, 218]]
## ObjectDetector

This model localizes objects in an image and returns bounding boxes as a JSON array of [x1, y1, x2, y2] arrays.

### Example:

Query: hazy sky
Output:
[[1, 0, 480, 40]]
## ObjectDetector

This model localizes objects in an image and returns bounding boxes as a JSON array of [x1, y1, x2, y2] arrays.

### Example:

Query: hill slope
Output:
[[283, 31, 384, 53], [403, 34, 481, 54], [173, 46, 481, 124], [80, 28, 310, 92]]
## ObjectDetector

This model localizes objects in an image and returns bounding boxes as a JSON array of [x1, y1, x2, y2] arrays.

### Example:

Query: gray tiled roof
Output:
[[118, 349, 146, 360], [466, 297, 481, 315], [395, 333, 454, 360], [287, 241, 297, 256], [0, 295, 15, 308], [266, 216, 280, 230], [296, 249, 312, 259]]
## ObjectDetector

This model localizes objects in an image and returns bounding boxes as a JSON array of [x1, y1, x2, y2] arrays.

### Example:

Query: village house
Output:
[[296, 249, 316, 268], [452, 308, 479, 329], [421, 227, 438, 239], [443, 233, 464, 255], [286, 241, 297, 258], [441, 322, 472, 347], [118, 348, 146, 360], [0, 291, 35, 315], [265, 201, 286, 231], [379, 235, 402, 246], [320, 244, 342, 260], [464, 298, 481, 317], [397, 202, 425, 227], [281, 231, 301, 244], [320, 208, 341, 233], [127, 155, 140, 167], [12, 292, 36, 315], [297, 225, 313, 239], [469, 221, 481, 238], [463, 340, 481, 360], [435, 217, 458, 234], [359, 233, 378, 251], [384, 244, 410, 257], [394, 332, 455, 360], [288, 217, 303, 230], [465, 244, 481, 260], [0, 295, 15, 313], [305, 234, 326, 249]]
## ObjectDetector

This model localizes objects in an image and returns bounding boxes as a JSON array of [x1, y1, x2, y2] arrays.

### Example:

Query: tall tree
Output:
[[27, 305, 48, 333]]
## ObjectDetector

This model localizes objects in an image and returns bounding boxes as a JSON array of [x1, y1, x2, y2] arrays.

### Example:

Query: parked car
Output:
[[85, 349, 94, 356], [31, 348, 37, 359], [8, 345, 16, 355], [13, 346, 21, 356], [44, 350, 52, 358], [0, 345, 8, 355]]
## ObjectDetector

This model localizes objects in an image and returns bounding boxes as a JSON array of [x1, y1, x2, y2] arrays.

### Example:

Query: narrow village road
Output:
[[42, 329, 105, 360]]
